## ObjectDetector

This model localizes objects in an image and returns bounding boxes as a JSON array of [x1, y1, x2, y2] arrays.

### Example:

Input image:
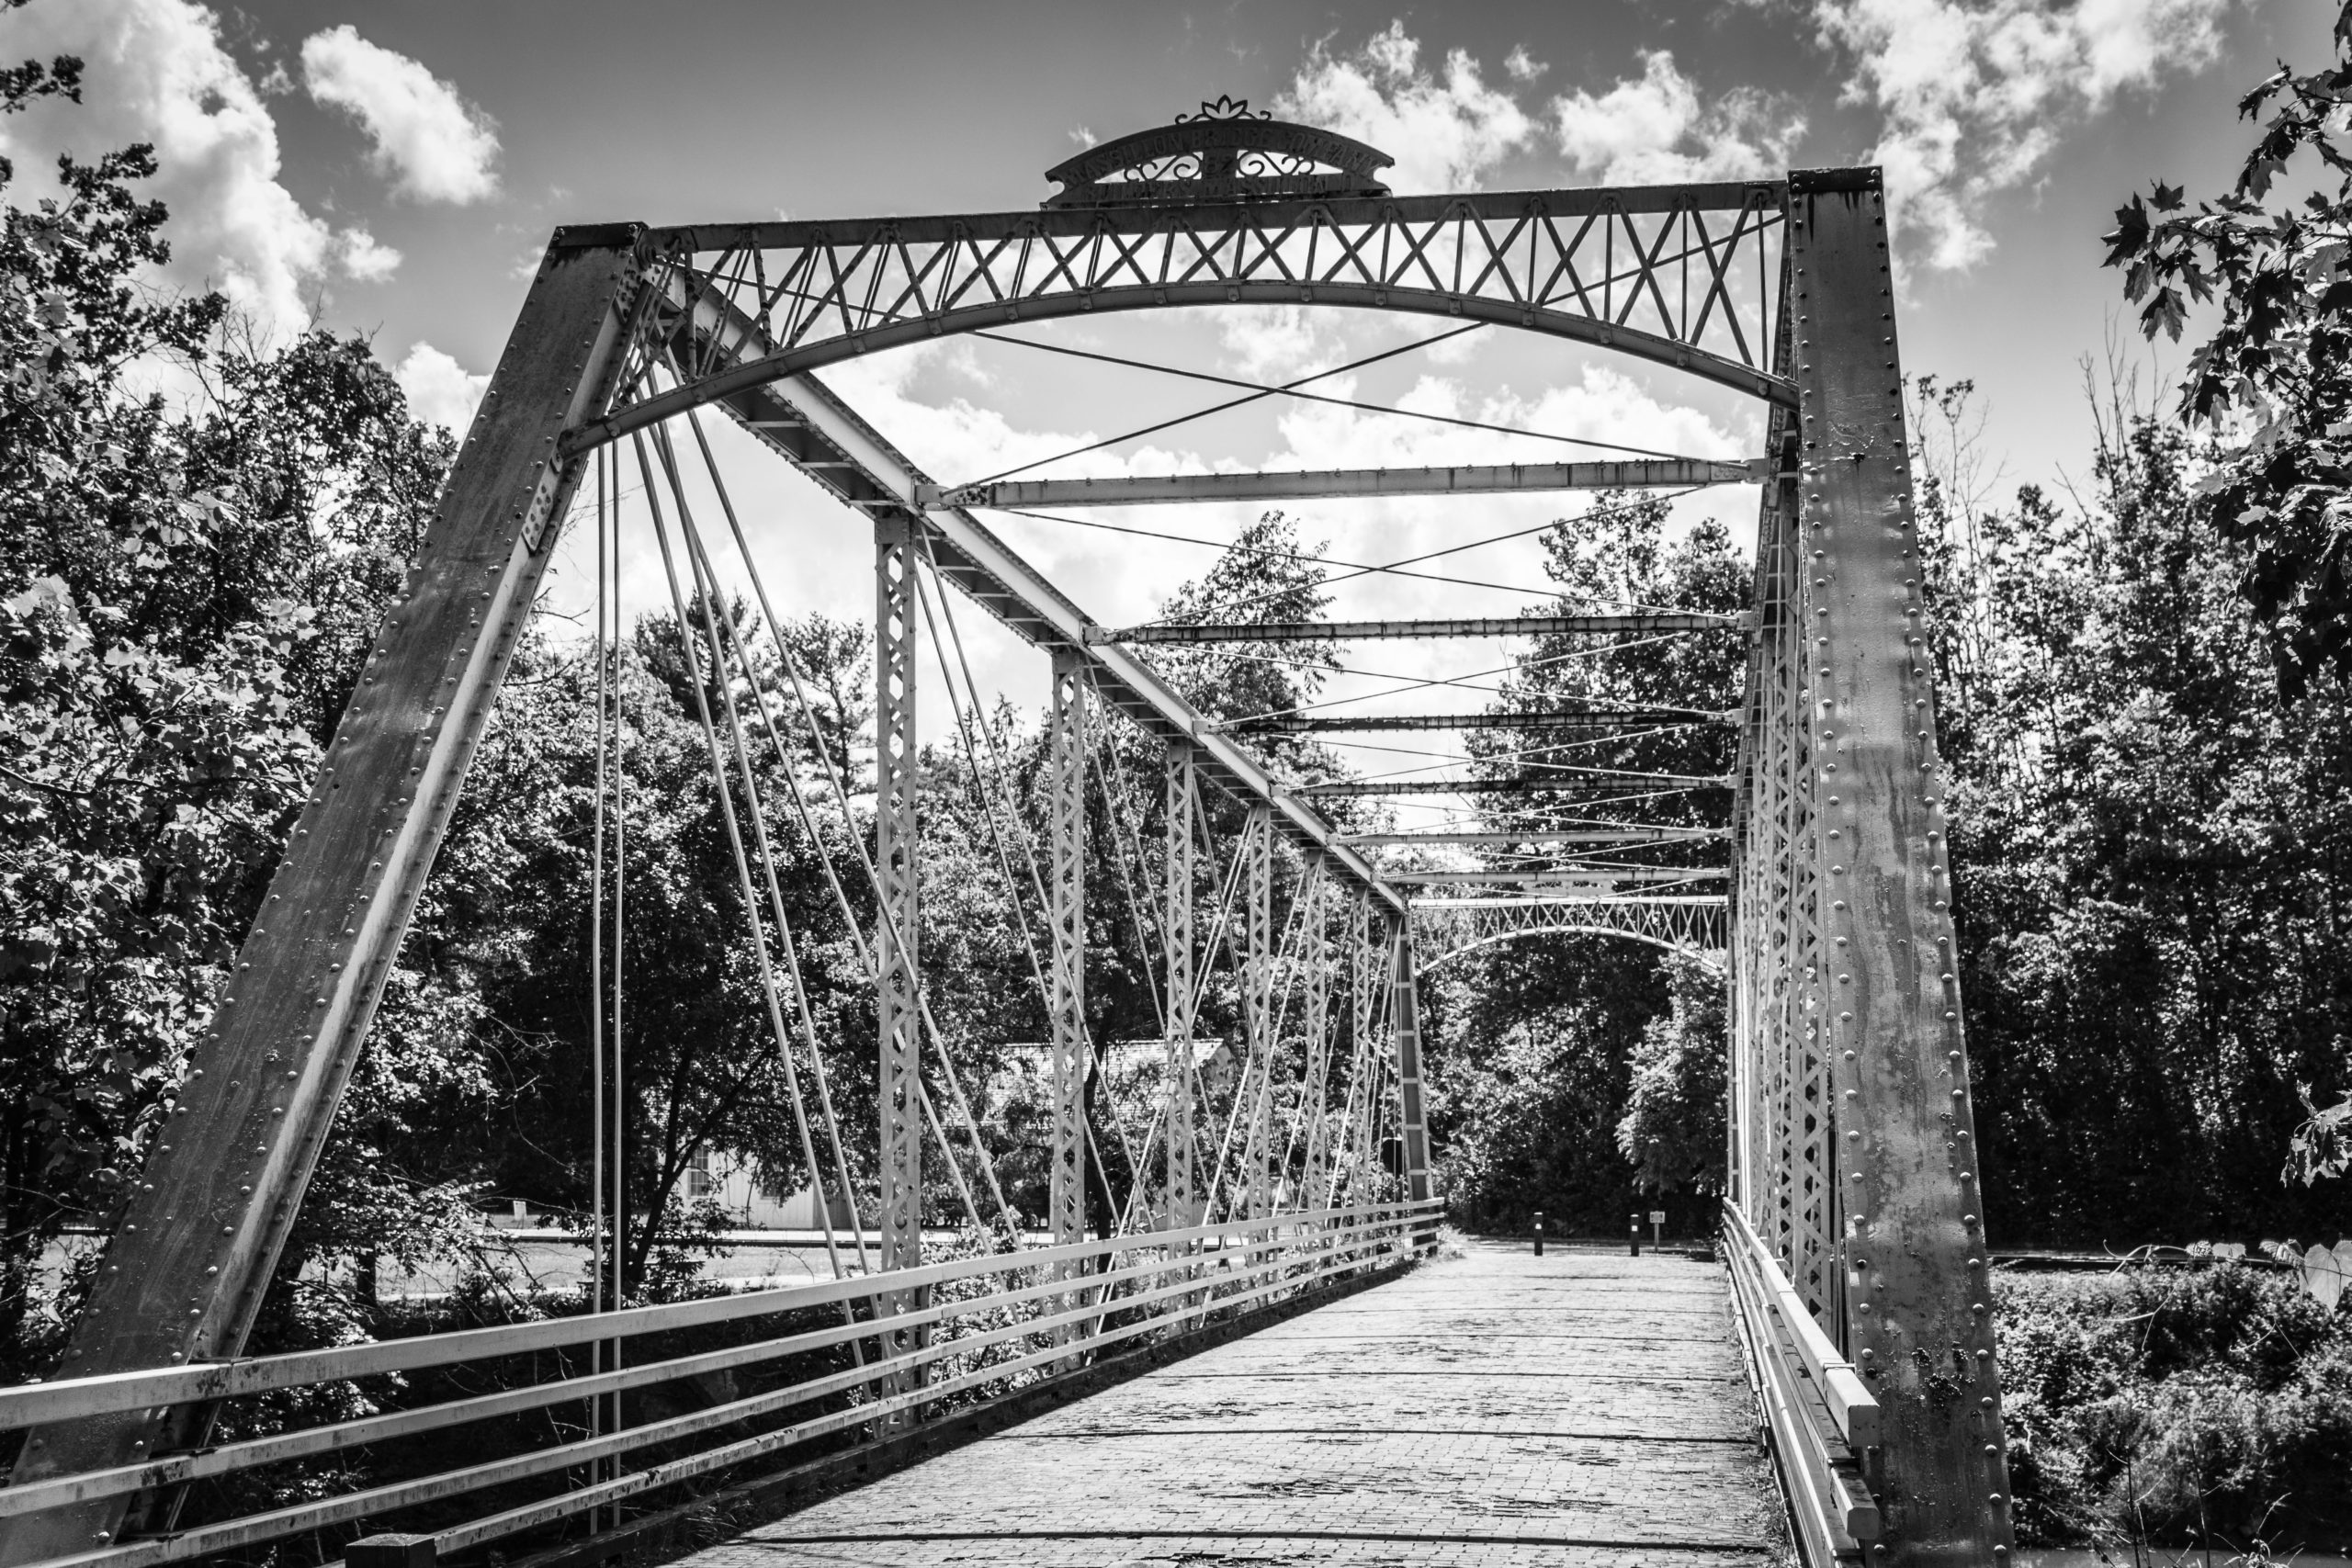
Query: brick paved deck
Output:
[[682, 1237, 1784, 1566]]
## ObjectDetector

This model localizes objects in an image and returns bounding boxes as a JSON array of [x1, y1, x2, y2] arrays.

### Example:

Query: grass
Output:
[[1997, 1262, 2352, 1554]]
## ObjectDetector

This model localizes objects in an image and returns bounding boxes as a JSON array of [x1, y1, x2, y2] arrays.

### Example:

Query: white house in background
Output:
[[684, 1145, 855, 1231]]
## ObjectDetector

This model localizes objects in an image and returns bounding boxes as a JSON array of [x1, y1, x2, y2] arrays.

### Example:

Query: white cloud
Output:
[[1216, 306, 1341, 383], [0, 0, 362, 337], [337, 227, 401, 282], [1272, 21, 1535, 192], [394, 342, 488, 435], [1810, 0, 2230, 269], [1505, 46, 1548, 84], [300, 25, 499, 204], [1552, 51, 1804, 185]]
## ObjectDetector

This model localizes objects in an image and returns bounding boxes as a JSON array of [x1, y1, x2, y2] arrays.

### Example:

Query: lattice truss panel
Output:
[[573, 185, 1791, 453], [1732, 412, 1838, 1327], [1411, 896, 1727, 972]]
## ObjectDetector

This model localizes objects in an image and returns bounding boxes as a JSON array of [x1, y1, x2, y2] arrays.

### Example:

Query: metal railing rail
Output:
[[1722, 1201, 1879, 1564], [2, 1202, 1439, 1568]]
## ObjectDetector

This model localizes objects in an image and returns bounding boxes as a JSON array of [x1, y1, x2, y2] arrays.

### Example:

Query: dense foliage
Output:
[[2001, 1262, 2352, 1551]]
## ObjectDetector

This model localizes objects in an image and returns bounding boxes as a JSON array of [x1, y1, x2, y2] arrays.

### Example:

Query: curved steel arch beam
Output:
[[1417, 922, 1725, 976], [563, 185, 1797, 457], [1412, 897, 1727, 976], [567, 286, 1791, 458]]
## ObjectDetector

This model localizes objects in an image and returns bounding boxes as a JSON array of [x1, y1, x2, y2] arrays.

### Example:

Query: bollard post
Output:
[[1628, 1214, 1641, 1257], [1532, 1210, 1544, 1257], [347, 1537, 436, 1568]]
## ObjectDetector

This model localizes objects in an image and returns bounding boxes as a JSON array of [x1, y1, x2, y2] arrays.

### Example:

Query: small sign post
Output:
[[1649, 1210, 1666, 1249]]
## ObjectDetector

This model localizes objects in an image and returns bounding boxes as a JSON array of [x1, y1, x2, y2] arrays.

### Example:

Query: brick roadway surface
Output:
[[683, 1238, 1785, 1566]]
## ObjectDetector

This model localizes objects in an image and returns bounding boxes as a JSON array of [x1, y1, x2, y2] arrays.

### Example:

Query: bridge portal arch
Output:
[[566, 98, 1792, 458], [1410, 897, 1726, 976]]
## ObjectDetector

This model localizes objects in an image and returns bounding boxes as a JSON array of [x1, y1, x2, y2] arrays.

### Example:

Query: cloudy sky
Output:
[[0, 0, 2312, 828]]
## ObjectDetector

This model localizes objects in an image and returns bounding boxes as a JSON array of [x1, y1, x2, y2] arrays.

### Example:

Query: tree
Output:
[[1427, 492, 1749, 1232], [2104, 2, 2352, 697], [0, 35, 505, 1365], [1617, 952, 1727, 1198], [1915, 375, 2352, 1246]]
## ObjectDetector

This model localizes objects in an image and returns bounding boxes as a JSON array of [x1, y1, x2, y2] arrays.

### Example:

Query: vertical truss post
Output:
[[1299, 856, 1331, 1217], [1387, 912, 1432, 1206], [1162, 741, 1199, 1231], [1242, 804, 1274, 1222], [1792, 166, 2011, 1563], [1735, 412, 1794, 1224], [0, 231, 649, 1567], [872, 513, 926, 1417], [1046, 650, 1090, 1258], [1348, 887, 1376, 1204]]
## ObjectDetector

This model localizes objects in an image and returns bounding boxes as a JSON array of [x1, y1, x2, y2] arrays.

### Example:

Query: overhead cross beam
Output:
[[1385, 867, 1727, 886], [918, 457, 1762, 512], [1090, 612, 1747, 644], [1343, 828, 1726, 845], [1413, 893, 1727, 908], [1299, 773, 1731, 796], [1230, 709, 1731, 734]]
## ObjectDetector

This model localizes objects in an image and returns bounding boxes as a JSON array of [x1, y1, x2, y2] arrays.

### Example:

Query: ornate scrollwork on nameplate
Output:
[[1044, 99, 1394, 209]]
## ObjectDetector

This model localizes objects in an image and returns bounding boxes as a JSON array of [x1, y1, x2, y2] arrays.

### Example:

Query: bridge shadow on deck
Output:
[[678, 1237, 1783, 1566]]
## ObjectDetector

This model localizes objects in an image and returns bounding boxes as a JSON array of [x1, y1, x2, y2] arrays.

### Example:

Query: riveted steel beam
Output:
[[1161, 743, 1199, 1231], [1299, 856, 1332, 1213], [1344, 888, 1378, 1207], [1789, 164, 2011, 1562], [0, 231, 651, 1568], [1342, 828, 1726, 846], [1297, 773, 1731, 796], [874, 514, 923, 1283], [1382, 867, 1727, 886], [1386, 917, 1431, 1203], [1242, 806, 1274, 1223], [1046, 650, 1089, 1260], [1091, 612, 1747, 644], [1229, 709, 1731, 734], [919, 458, 1762, 511]]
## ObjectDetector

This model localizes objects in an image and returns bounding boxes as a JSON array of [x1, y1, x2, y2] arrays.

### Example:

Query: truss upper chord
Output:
[[1231, 709, 1734, 734], [1091, 612, 1748, 644], [575, 183, 1794, 455], [1343, 828, 1728, 845], [1299, 773, 1732, 796], [920, 458, 1762, 511]]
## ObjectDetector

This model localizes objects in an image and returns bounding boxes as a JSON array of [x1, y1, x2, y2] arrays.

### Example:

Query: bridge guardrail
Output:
[[1721, 1201, 1879, 1564], [0, 1201, 1441, 1568]]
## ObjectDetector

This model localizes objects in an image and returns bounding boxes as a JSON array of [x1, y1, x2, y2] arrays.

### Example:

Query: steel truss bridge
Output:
[[0, 103, 2008, 1568]]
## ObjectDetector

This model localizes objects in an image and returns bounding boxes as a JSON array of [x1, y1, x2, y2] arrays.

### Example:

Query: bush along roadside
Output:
[[1998, 1261, 2352, 1552]]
